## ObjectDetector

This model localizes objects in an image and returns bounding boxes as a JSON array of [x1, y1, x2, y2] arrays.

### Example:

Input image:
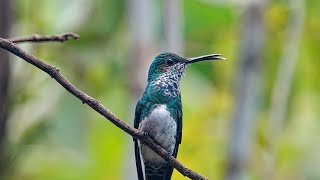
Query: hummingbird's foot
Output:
[[138, 131, 149, 145], [140, 131, 158, 144], [138, 130, 149, 139], [142, 131, 149, 137]]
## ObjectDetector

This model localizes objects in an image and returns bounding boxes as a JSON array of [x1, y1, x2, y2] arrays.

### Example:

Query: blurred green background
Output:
[[0, 0, 319, 179]]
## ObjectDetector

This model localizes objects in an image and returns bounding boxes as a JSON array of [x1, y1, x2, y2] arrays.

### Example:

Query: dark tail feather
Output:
[[146, 168, 174, 180], [145, 162, 174, 180], [145, 144, 179, 180], [163, 166, 174, 180], [146, 174, 166, 180], [134, 140, 144, 180]]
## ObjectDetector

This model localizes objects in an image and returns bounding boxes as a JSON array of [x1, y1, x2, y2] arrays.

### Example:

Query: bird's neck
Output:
[[145, 73, 181, 103]]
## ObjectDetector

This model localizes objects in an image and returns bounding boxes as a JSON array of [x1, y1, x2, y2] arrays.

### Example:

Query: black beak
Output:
[[186, 54, 225, 64]]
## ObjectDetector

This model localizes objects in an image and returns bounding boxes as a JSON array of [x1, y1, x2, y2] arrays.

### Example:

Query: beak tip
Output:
[[212, 54, 226, 60]]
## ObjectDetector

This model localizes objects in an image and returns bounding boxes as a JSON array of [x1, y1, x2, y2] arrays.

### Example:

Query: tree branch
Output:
[[269, 0, 305, 139], [8, 32, 79, 43], [225, 2, 266, 180], [0, 0, 12, 177], [0, 34, 207, 180]]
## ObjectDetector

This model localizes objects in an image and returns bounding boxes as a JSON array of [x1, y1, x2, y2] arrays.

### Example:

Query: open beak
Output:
[[186, 54, 225, 64]]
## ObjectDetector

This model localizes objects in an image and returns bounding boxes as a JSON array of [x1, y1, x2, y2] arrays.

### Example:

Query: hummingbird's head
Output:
[[147, 52, 225, 82]]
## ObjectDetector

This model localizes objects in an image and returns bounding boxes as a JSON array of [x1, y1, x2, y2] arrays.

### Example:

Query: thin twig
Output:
[[0, 36, 207, 180], [8, 32, 80, 43]]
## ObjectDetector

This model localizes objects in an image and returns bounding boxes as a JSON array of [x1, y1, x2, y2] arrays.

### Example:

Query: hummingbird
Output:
[[133, 52, 225, 180]]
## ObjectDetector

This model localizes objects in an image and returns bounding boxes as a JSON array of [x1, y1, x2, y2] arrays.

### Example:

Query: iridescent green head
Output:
[[147, 52, 225, 82]]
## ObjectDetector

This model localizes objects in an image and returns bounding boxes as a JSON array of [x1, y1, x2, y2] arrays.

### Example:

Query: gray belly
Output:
[[139, 104, 177, 164]]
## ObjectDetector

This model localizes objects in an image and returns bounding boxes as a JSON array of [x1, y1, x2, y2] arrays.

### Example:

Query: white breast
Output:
[[139, 105, 177, 164]]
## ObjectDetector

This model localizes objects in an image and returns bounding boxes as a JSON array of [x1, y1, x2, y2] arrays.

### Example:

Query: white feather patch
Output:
[[139, 105, 177, 164]]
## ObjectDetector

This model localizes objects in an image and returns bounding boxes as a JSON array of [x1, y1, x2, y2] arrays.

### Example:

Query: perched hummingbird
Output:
[[133, 52, 225, 180]]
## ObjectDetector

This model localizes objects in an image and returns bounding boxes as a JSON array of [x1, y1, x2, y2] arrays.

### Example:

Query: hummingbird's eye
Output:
[[166, 59, 174, 65]]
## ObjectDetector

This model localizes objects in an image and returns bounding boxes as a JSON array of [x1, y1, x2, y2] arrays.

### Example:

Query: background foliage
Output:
[[1, 0, 319, 179]]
